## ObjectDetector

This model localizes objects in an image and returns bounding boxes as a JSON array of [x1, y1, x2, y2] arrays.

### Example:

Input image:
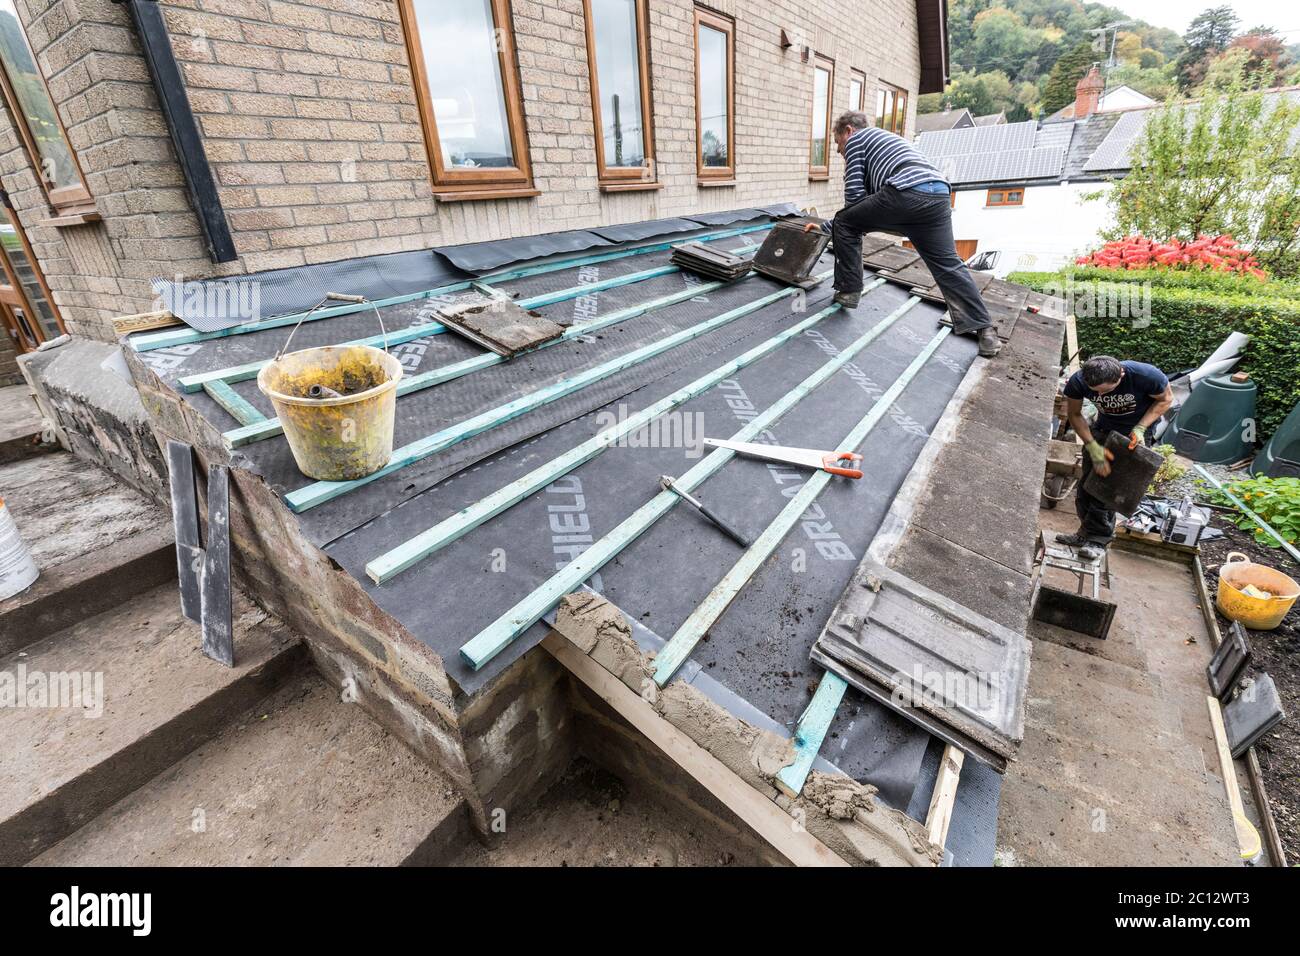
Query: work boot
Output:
[[833, 291, 861, 309], [1055, 531, 1105, 561], [976, 327, 1001, 357]]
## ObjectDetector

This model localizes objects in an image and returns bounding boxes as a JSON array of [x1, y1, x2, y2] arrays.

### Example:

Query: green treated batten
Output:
[[135, 223, 771, 354], [284, 276, 822, 512], [775, 672, 849, 797], [203, 380, 266, 426], [219, 252, 760, 447], [365, 284, 888, 584], [651, 325, 953, 687], [457, 295, 925, 671]]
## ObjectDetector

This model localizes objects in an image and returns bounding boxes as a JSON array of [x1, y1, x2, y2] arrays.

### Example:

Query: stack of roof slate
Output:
[[670, 241, 753, 282]]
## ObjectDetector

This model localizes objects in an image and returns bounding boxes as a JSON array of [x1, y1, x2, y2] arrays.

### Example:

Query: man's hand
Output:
[[1085, 439, 1114, 478], [1127, 424, 1147, 450], [803, 221, 821, 234]]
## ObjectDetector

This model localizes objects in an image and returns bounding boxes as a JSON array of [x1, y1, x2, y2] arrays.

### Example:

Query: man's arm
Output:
[[1067, 396, 1113, 477], [1128, 384, 1174, 449]]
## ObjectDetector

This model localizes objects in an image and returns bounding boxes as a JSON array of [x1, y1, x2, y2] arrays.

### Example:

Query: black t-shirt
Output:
[[1063, 361, 1169, 433]]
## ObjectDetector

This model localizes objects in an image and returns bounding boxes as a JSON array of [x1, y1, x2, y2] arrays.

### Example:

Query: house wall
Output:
[[0, 0, 926, 343], [951, 181, 1114, 277]]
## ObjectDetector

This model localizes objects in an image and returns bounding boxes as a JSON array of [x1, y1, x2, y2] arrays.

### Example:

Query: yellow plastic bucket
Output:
[[1216, 551, 1300, 631], [257, 344, 402, 481]]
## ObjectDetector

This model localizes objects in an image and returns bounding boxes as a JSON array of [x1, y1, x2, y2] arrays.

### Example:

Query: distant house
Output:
[[971, 110, 1006, 127], [1044, 78, 1156, 123], [914, 108, 974, 135], [914, 67, 1261, 276]]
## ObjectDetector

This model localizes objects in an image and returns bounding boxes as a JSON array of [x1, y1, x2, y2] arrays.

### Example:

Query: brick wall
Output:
[[0, 0, 923, 341]]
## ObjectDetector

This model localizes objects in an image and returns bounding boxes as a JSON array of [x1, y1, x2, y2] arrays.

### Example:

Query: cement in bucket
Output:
[[0, 497, 38, 600], [258, 344, 403, 481]]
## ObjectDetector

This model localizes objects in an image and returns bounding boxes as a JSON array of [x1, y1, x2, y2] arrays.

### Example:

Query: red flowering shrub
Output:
[[1076, 235, 1268, 280]]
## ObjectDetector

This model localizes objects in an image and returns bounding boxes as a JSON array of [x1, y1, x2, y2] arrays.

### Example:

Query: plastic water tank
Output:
[[1252, 397, 1300, 477], [1165, 373, 1256, 464]]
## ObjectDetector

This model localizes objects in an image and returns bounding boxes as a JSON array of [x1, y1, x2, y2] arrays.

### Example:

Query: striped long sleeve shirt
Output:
[[842, 125, 946, 205]]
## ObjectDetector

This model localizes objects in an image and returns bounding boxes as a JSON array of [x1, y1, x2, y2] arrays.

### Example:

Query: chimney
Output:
[[1074, 64, 1104, 119]]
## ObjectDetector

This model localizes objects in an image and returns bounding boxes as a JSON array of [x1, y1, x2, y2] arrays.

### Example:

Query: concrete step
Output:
[[996, 771, 1241, 867], [1028, 617, 1150, 672], [0, 383, 48, 464], [0, 584, 303, 865], [1028, 637, 1163, 698], [1024, 653, 1188, 746], [34, 673, 471, 867]]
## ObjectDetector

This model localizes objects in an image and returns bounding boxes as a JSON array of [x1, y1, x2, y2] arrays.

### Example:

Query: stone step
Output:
[[34, 673, 470, 867], [0, 584, 303, 865], [996, 772, 1241, 867]]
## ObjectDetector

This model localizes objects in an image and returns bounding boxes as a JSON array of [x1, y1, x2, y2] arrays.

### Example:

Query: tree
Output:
[[1229, 28, 1289, 84], [1042, 42, 1094, 115], [1176, 6, 1240, 90], [1104, 75, 1300, 277]]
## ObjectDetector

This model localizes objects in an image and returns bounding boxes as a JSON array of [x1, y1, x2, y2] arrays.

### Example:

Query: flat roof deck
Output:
[[126, 213, 1055, 864]]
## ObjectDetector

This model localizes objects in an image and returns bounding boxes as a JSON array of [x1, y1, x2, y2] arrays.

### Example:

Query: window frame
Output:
[[986, 187, 1024, 207], [874, 80, 908, 136], [0, 190, 65, 350], [808, 53, 835, 180], [582, 0, 657, 190], [399, 0, 537, 201], [692, 6, 735, 184], [849, 69, 866, 113], [0, 5, 93, 213]]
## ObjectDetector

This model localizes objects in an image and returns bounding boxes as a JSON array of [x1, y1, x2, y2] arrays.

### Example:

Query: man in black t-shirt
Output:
[[1059, 355, 1174, 557]]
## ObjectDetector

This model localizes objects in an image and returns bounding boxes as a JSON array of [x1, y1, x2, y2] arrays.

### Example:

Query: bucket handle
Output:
[[275, 292, 388, 361], [1225, 551, 1251, 566]]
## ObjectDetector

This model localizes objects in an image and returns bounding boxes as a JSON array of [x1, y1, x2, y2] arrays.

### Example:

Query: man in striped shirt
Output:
[[806, 112, 999, 357]]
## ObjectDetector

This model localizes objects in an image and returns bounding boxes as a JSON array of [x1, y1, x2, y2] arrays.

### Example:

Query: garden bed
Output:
[[1199, 519, 1300, 863]]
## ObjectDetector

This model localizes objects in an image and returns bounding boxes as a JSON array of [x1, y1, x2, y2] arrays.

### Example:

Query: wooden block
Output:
[[114, 310, 179, 335]]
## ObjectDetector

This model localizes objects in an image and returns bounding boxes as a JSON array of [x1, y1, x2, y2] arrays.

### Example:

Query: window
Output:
[[0, 192, 63, 352], [583, 0, 655, 189], [0, 0, 92, 212], [874, 81, 908, 136], [809, 54, 834, 179], [849, 70, 866, 113], [693, 8, 734, 182], [986, 188, 1024, 207], [400, 0, 535, 200]]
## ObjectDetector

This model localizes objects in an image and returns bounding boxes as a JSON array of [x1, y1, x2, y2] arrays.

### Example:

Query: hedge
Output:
[[1008, 268, 1300, 438]]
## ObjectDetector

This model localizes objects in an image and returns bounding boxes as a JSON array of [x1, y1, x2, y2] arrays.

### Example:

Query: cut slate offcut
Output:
[[435, 299, 564, 358], [1223, 673, 1286, 758], [811, 560, 1031, 771]]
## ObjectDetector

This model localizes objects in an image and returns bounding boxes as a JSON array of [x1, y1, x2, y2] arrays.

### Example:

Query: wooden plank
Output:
[[285, 276, 827, 512], [200, 464, 233, 667], [1065, 313, 1080, 373], [366, 287, 886, 583], [775, 672, 848, 798], [1207, 694, 1261, 861], [112, 309, 178, 336], [165, 440, 201, 624], [543, 631, 848, 867], [651, 326, 951, 686], [925, 745, 965, 848], [203, 380, 266, 426], [457, 296, 924, 670]]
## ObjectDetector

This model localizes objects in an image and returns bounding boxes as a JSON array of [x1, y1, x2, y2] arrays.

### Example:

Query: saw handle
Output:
[[821, 452, 863, 480]]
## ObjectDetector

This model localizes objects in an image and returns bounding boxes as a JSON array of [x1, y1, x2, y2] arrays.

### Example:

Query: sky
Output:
[[1110, 1, 1300, 42]]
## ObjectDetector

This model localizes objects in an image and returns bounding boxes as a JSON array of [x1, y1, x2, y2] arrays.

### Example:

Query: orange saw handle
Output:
[[822, 452, 864, 479]]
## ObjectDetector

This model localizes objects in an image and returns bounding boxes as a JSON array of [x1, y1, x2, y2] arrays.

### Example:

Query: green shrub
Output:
[[1149, 444, 1188, 492], [1203, 476, 1300, 547], [1009, 269, 1300, 437]]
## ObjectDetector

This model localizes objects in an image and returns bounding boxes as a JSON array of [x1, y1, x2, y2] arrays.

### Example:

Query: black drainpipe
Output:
[[114, 0, 237, 263]]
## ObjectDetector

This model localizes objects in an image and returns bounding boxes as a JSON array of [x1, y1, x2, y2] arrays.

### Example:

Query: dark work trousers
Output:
[[832, 185, 992, 335], [1076, 427, 1153, 544]]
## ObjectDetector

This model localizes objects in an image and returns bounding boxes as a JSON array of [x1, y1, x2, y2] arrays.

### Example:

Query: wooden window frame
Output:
[[693, 7, 735, 184], [582, 0, 657, 191], [808, 53, 835, 180], [0, 7, 93, 214], [849, 69, 866, 113], [399, 0, 537, 202], [986, 187, 1024, 207], [0, 192, 65, 350], [875, 80, 908, 136]]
